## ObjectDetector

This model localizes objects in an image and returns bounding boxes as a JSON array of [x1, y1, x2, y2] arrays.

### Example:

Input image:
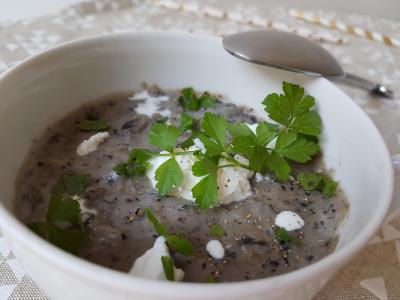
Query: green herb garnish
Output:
[[79, 119, 110, 132], [209, 224, 225, 237], [178, 87, 217, 111], [52, 174, 90, 196], [262, 82, 321, 136], [28, 221, 85, 254], [85, 111, 99, 121], [28, 174, 90, 253], [161, 256, 175, 281], [113, 149, 153, 177], [274, 227, 295, 243], [297, 173, 338, 197], [115, 82, 335, 209], [47, 194, 81, 223], [148, 123, 181, 152], [207, 275, 218, 283], [180, 113, 195, 132], [145, 209, 193, 256], [155, 157, 183, 197]]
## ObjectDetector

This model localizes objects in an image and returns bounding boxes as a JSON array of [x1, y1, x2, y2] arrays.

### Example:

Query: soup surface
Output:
[[14, 85, 348, 282]]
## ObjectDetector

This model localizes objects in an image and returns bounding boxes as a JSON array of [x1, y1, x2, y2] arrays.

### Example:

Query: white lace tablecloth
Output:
[[0, 1, 400, 299]]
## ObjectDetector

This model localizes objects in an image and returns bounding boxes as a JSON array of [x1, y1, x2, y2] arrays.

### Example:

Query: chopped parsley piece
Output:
[[145, 209, 168, 236], [198, 92, 217, 109], [207, 275, 218, 283], [79, 119, 110, 132], [47, 194, 81, 223], [28, 222, 85, 254], [161, 256, 175, 281], [52, 174, 90, 196], [178, 87, 217, 111], [180, 113, 195, 132], [85, 111, 99, 121], [209, 224, 225, 237], [145, 209, 193, 256], [28, 174, 90, 253], [274, 227, 295, 243], [297, 173, 338, 197], [165, 235, 194, 256], [113, 149, 153, 177]]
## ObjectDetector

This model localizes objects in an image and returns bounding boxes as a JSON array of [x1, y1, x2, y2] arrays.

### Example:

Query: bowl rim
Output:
[[0, 31, 394, 298]]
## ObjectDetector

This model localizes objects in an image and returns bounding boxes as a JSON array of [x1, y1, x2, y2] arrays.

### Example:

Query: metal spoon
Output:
[[222, 30, 394, 99]]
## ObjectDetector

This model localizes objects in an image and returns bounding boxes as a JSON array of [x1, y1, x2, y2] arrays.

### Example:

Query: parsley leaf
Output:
[[165, 235, 194, 256], [145, 209, 168, 236], [191, 157, 219, 209], [207, 275, 218, 283], [229, 122, 256, 138], [256, 122, 279, 146], [79, 119, 110, 132], [297, 173, 321, 190], [321, 178, 338, 197], [180, 113, 195, 132], [155, 157, 183, 196], [275, 132, 319, 163], [191, 157, 218, 177], [198, 135, 225, 157], [290, 111, 321, 136], [297, 173, 338, 197], [267, 151, 291, 181], [114, 149, 153, 177], [149, 123, 180, 152], [198, 92, 217, 109], [28, 174, 90, 253], [52, 174, 90, 197], [201, 112, 228, 147], [230, 123, 276, 174], [178, 88, 217, 111], [209, 224, 225, 237], [274, 227, 294, 243], [266, 131, 319, 180], [29, 222, 85, 254], [145, 209, 193, 256], [179, 137, 194, 149], [85, 111, 99, 121], [179, 87, 199, 111], [47, 195, 81, 224], [59, 174, 90, 195], [192, 175, 218, 209], [231, 135, 255, 155], [262, 82, 321, 137], [161, 256, 175, 281]]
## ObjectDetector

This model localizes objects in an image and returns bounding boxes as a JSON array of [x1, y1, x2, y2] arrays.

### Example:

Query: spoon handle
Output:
[[332, 72, 394, 99]]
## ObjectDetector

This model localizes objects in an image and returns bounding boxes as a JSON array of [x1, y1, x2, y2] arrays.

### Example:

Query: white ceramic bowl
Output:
[[0, 32, 394, 300]]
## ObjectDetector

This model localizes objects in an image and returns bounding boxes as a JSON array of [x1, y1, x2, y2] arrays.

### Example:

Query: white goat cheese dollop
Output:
[[206, 240, 225, 259], [76, 132, 109, 156], [129, 236, 184, 281], [146, 147, 253, 205], [275, 211, 305, 231], [129, 90, 170, 117]]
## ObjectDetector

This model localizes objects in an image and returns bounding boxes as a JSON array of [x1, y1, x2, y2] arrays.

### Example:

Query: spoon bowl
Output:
[[223, 30, 344, 77], [223, 30, 394, 98]]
